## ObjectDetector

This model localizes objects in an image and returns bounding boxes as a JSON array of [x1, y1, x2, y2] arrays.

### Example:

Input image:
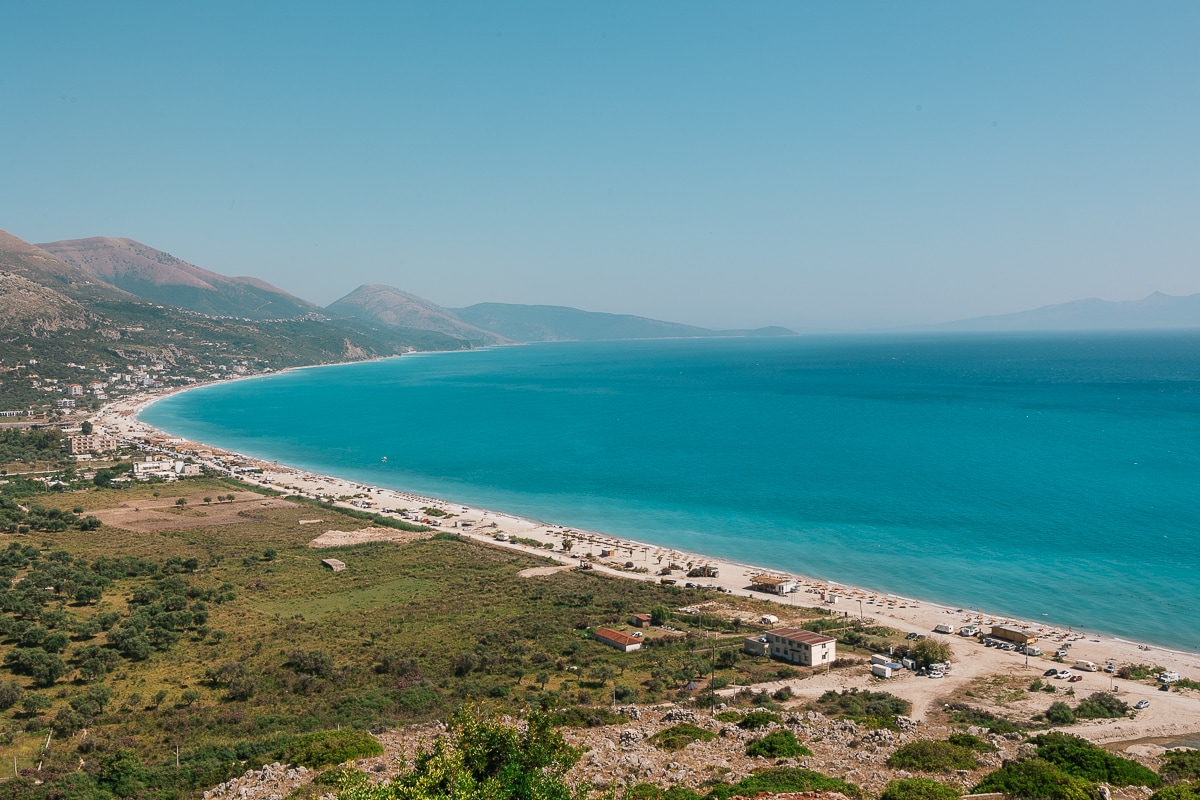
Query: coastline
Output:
[[91, 366, 1200, 747]]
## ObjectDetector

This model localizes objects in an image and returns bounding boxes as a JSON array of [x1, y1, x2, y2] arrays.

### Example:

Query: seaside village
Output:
[[2, 391, 1199, 800]]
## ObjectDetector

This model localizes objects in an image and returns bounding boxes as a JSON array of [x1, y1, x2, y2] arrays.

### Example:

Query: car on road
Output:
[[928, 671, 944, 679], [1044, 668, 1060, 676], [1068, 675, 1083, 682], [1134, 700, 1150, 709], [1056, 670, 1072, 679]]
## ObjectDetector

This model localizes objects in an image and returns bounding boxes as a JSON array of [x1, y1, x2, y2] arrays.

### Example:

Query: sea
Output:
[[140, 333, 1200, 651]]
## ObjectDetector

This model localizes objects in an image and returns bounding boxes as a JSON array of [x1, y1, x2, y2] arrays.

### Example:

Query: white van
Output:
[[1161, 672, 1181, 683], [934, 623, 955, 634]]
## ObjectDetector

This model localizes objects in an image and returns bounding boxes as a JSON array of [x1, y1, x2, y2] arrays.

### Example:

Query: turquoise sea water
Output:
[[141, 333, 1200, 650]]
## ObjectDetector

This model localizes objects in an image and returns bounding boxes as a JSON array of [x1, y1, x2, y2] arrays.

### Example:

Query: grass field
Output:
[[0, 476, 847, 799]]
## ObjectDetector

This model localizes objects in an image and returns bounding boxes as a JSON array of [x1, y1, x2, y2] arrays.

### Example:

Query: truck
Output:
[[1074, 660, 1098, 672], [933, 623, 956, 634]]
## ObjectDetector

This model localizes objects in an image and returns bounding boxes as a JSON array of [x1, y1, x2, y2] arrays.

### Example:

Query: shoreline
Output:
[[89, 363, 1200, 745]]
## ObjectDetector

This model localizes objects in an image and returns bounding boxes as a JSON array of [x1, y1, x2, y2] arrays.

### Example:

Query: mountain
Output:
[[0, 230, 133, 303], [326, 285, 506, 346], [452, 302, 796, 342], [938, 292, 1200, 331], [38, 236, 320, 320]]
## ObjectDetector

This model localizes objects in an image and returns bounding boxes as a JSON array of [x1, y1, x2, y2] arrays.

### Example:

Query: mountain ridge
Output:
[[936, 291, 1200, 331]]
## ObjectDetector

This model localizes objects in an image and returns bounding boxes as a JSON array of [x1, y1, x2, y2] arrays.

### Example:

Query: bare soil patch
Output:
[[518, 564, 573, 578], [92, 492, 296, 532], [307, 526, 434, 548]]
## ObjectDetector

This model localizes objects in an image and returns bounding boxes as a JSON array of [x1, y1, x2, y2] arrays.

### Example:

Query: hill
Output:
[[938, 292, 1200, 331], [0, 230, 467, 411], [326, 284, 507, 346], [453, 302, 795, 342], [38, 237, 320, 320]]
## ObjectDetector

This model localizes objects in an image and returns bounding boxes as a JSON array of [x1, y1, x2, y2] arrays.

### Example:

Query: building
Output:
[[593, 628, 643, 653], [749, 574, 797, 595], [67, 384, 84, 397], [131, 459, 202, 480], [990, 625, 1038, 645], [321, 558, 347, 572], [764, 627, 836, 666], [743, 636, 769, 657], [630, 613, 653, 628], [57, 399, 76, 409], [67, 434, 118, 455]]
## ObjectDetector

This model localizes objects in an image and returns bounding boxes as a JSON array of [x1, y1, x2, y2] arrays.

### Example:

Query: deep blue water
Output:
[[141, 333, 1200, 650]]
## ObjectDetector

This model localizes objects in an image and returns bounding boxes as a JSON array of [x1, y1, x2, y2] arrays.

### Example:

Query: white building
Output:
[[764, 627, 836, 667]]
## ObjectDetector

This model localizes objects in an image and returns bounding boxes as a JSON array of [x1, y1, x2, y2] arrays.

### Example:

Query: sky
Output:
[[2, 3, 1198, 332]]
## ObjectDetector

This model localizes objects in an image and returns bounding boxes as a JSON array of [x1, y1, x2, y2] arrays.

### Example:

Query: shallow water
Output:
[[141, 332, 1200, 650]]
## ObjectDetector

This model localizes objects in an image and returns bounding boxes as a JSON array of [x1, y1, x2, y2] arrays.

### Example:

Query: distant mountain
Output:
[[0, 230, 132, 303], [452, 302, 796, 342], [326, 285, 506, 346], [938, 292, 1200, 331], [38, 237, 320, 320]]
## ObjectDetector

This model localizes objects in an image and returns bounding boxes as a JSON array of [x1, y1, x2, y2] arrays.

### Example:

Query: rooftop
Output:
[[594, 628, 642, 647], [767, 627, 836, 646]]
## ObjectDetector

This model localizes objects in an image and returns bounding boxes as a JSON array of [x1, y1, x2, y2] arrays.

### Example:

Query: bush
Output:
[[816, 688, 911, 729], [910, 639, 952, 668], [738, 710, 782, 730], [649, 723, 716, 752], [880, 777, 963, 800], [714, 710, 743, 723], [1074, 692, 1129, 720], [973, 758, 1096, 800], [1151, 783, 1200, 800], [278, 729, 383, 769], [1162, 751, 1200, 786], [708, 767, 866, 800], [1031, 732, 1160, 787], [1046, 702, 1076, 725], [745, 730, 812, 759], [946, 732, 998, 753], [887, 740, 978, 772]]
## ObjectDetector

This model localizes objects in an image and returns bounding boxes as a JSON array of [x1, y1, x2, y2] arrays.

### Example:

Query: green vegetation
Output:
[[337, 704, 580, 800], [1151, 783, 1200, 800], [814, 688, 911, 729], [0, 429, 69, 470], [886, 739, 979, 772], [1162, 750, 1200, 785], [745, 730, 811, 759], [1045, 701, 1076, 725], [945, 703, 1022, 734], [280, 729, 384, 769], [946, 732, 998, 753], [1029, 732, 1160, 787], [1073, 691, 1129, 719], [974, 758, 1097, 800], [880, 777, 963, 800], [706, 767, 866, 800], [1116, 664, 1163, 680], [909, 639, 952, 668], [649, 723, 716, 751], [736, 709, 781, 729], [288, 495, 431, 533]]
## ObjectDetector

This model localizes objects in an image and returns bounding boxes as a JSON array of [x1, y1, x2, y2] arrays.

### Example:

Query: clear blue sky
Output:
[[2, 2, 1197, 330]]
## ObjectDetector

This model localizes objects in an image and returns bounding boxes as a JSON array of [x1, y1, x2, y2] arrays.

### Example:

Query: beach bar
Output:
[[750, 573, 797, 595], [990, 624, 1037, 644]]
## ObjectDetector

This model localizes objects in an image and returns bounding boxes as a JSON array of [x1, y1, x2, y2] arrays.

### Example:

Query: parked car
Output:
[[1044, 668, 1060, 676], [1056, 670, 1071, 679], [1055, 649, 1069, 657], [1160, 683, 1171, 691], [1134, 700, 1150, 709], [928, 671, 944, 679], [906, 632, 919, 640], [1068, 675, 1083, 682]]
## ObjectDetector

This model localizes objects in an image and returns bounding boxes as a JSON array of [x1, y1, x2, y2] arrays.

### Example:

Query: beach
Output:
[[93, 384, 1200, 752]]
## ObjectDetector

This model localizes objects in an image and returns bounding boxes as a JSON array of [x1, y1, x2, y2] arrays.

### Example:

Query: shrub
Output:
[[945, 703, 1021, 734], [649, 723, 716, 752], [887, 740, 978, 772], [714, 710, 743, 723], [816, 688, 911, 729], [278, 729, 383, 769], [708, 767, 866, 800], [1031, 732, 1161, 787], [910, 639, 952, 668], [973, 758, 1096, 800], [1045, 702, 1076, 725], [880, 777, 963, 800], [946, 732, 998, 753], [1150, 783, 1200, 800], [746, 730, 812, 759], [1162, 751, 1200, 786], [738, 710, 782, 730], [1074, 692, 1129, 720]]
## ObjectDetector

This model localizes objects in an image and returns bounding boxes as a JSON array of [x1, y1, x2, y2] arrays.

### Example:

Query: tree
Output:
[[175, 497, 187, 506], [80, 421, 93, 435], [973, 758, 1096, 800], [650, 604, 672, 626], [561, 538, 573, 552], [0, 680, 21, 710], [910, 639, 953, 669], [203, 497, 213, 505]]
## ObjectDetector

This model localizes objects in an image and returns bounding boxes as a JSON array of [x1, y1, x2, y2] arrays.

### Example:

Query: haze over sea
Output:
[[142, 334, 1200, 650]]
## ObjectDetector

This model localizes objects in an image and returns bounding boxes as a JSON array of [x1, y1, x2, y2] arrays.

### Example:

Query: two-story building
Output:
[[763, 627, 836, 667]]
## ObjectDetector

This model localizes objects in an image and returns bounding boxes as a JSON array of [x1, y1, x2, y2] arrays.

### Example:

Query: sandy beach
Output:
[[91, 385, 1200, 752]]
